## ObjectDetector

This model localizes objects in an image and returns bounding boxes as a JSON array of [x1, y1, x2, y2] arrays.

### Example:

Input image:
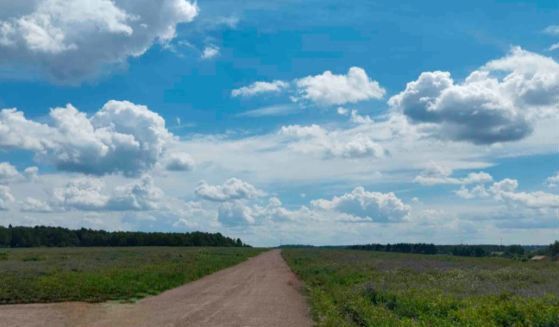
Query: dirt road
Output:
[[0, 249, 312, 327]]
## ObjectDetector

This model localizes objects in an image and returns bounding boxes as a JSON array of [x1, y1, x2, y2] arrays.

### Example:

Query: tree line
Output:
[[349, 243, 438, 255], [550, 241, 559, 257], [349, 243, 530, 257], [0, 225, 248, 248]]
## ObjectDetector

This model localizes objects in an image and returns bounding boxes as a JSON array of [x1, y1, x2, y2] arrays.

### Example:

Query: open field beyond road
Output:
[[283, 248, 559, 326]]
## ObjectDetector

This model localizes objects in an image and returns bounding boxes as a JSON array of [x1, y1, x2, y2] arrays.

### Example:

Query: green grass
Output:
[[0, 247, 263, 304], [283, 248, 559, 327]]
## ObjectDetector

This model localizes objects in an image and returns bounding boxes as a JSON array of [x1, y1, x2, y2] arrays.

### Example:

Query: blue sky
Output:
[[0, 0, 558, 246]]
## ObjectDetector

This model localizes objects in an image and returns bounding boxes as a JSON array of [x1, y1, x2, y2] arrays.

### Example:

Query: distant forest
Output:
[[349, 242, 559, 258], [0, 225, 248, 248]]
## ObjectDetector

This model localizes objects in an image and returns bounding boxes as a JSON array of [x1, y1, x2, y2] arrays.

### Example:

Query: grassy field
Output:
[[283, 248, 559, 327], [0, 247, 262, 304]]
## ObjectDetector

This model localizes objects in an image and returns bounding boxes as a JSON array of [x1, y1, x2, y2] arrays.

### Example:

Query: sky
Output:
[[0, 0, 558, 246]]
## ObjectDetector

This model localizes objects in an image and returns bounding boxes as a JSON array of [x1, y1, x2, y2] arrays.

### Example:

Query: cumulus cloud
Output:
[[53, 177, 108, 210], [326, 134, 385, 158], [337, 107, 349, 116], [457, 177, 559, 209], [454, 184, 490, 200], [201, 44, 219, 60], [52, 175, 164, 211], [232, 67, 385, 107], [195, 178, 265, 202], [0, 185, 14, 210], [106, 176, 164, 211], [0, 100, 174, 176], [0, 162, 22, 183], [295, 67, 385, 105], [0, 0, 199, 83], [0, 162, 39, 184], [498, 190, 559, 209], [337, 107, 374, 124], [21, 197, 53, 213], [280, 124, 386, 159], [414, 163, 493, 186], [23, 166, 39, 180], [216, 197, 305, 227], [389, 47, 559, 145], [490, 178, 519, 194], [165, 153, 195, 171], [231, 80, 289, 97], [279, 124, 327, 139], [311, 187, 410, 222], [349, 110, 373, 125], [218, 201, 255, 226], [546, 172, 559, 188]]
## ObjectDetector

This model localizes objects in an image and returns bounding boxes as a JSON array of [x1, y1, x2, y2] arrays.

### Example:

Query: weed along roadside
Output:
[[283, 248, 559, 326], [0, 247, 263, 304]]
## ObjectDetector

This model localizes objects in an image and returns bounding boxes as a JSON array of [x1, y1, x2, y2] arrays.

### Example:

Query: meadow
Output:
[[283, 248, 559, 327], [0, 247, 262, 304]]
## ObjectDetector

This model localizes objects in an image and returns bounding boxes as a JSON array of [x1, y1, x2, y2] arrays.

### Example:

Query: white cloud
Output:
[[280, 124, 385, 159], [218, 201, 255, 226], [0, 185, 14, 210], [216, 197, 307, 227], [455, 184, 490, 200], [231, 80, 289, 97], [0, 108, 52, 151], [167, 103, 557, 194], [457, 177, 559, 209], [195, 178, 265, 202], [337, 107, 349, 116], [165, 153, 195, 171], [0, 162, 22, 183], [295, 67, 385, 105], [53, 177, 109, 210], [23, 166, 39, 180], [0, 100, 174, 176], [544, 25, 559, 35], [336, 107, 374, 124], [389, 47, 559, 145], [106, 175, 164, 211], [52, 175, 164, 211], [232, 67, 385, 107], [21, 197, 53, 213], [236, 104, 297, 118], [0, 0, 199, 83], [201, 44, 219, 60], [414, 163, 493, 186], [279, 124, 327, 139], [499, 190, 559, 209], [490, 178, 519, 194], [545, 172, 559, 188], [311, 187, 410, 222], [463, 172, 495, 185], [326, 134, 385, 158], [349, 110, 373, 124]]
